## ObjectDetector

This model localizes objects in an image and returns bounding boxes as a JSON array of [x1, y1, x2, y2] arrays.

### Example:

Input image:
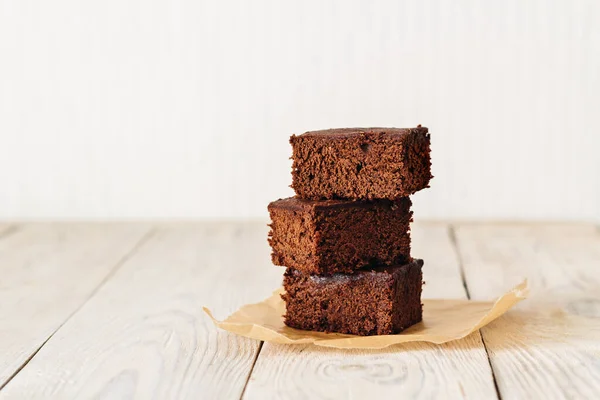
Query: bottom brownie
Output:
[[282, 259, 423, 336]]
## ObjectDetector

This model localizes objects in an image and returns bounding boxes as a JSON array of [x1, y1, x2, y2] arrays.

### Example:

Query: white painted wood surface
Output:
[[0, 223, 281, 399], [0, 222, 598, 399], [0, 224, 150, 388], [454, 225, 600, 399], [0, 225, 16, 241], [244, 224, 498, 399]]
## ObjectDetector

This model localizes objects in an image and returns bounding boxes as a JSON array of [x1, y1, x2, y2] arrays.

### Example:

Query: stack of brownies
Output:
[[268, 127, 432, 336]]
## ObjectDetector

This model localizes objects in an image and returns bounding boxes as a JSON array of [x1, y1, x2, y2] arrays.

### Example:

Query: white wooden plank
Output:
[[0, 223, 151, 388], [0, 222, 282, 399], [454, 224, 600, 399], [244, 223, 499, 400]]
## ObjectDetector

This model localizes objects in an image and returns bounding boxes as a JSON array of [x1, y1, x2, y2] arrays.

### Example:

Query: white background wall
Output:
[[0, 0, 599, 221]]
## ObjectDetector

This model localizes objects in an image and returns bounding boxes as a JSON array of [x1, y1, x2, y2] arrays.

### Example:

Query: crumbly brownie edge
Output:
[[268, 197, 412, 275], [290, 128, 432, 200], [282, 260, 423, 336]]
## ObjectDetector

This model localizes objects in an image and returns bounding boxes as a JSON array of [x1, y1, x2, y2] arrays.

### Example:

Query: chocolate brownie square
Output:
[[268, 197, 412, 275], [282, 260, 424, 336], [290, 127, 432, 200]]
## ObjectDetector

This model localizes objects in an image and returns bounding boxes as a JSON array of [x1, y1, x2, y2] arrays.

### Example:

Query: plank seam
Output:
[[0, 227, 156, 392], [239, 341, 264, 400], [448, 225, 471, 300], [0, 328, 55, 392], [449, 224, 502, 400]]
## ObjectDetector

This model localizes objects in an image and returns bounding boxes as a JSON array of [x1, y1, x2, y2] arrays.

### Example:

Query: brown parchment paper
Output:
[[203, 280, 528, 349]]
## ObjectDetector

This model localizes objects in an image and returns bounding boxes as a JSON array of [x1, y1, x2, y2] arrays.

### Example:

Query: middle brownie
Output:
[[268, 196, 412, 275]]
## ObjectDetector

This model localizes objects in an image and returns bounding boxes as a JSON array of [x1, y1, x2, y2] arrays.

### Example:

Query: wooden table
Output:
[[0, 222, 598, 399]]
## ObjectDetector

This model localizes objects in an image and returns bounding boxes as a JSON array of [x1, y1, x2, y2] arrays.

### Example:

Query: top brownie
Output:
[[290, 127, 432, 200]]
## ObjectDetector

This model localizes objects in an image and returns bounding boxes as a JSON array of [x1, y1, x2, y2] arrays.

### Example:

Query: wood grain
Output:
[[0, 222, 282, 399], [0, 223, 151, 388], [3, 222, 597, 399], [243, 223, 499, 400], [454, 224, 600, 399]]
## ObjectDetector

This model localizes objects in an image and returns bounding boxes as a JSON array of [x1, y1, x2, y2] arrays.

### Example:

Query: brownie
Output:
[[268, 197, 412, 275], [282, 259, 423, 336], [290, 127, 432, 200]]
